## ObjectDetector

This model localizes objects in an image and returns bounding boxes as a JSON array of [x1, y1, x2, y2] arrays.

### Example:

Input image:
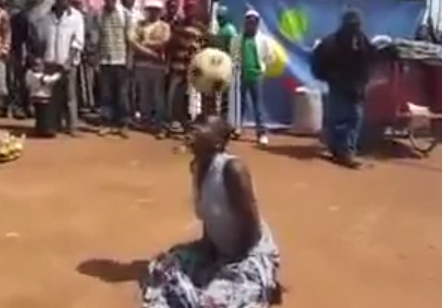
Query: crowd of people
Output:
[[0, 0, 275, 147], [0, 0, 383, 171]]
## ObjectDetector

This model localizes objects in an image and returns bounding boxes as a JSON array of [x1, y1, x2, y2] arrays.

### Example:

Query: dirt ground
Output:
[[0, 122, 442, 308]]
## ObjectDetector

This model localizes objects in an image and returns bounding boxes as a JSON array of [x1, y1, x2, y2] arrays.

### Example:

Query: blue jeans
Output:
[[326, 87, 363, 156], [240, 78, 266, 136]]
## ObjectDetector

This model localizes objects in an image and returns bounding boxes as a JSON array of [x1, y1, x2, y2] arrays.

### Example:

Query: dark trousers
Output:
[[325, 87, 363, 156], [99, 65, 129, 128], [134, 65, 166, 128], [127, 67, 137, 116], [34, 101, 56, 137], [77, 61, 96, 112], [240, 78, 266, 136], [51, 68, 78, 132], [8, 57, 31, 114], [167, 74, 189, 127]]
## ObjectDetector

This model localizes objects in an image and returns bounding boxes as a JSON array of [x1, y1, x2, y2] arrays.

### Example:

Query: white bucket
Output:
[[291, 86, 323, 136]]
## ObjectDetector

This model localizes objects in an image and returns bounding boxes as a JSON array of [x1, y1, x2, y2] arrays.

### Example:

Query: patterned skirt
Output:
[[140, 223, 280, 308]]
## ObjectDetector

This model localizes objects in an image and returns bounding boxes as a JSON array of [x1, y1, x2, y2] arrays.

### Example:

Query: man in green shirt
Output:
[[215, 6, 237, 52], [214, 6, 237, 119], [238, 10, 271, 146]]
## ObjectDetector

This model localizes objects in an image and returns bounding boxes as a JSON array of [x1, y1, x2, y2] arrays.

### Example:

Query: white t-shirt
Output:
[[26, 70, 61, 100]]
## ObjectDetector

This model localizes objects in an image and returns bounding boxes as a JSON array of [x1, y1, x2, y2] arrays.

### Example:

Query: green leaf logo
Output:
[[279, 9, 309, 42]]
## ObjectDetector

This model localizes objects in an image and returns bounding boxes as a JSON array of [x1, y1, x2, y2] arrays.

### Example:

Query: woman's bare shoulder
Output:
[[224, 157, 251, 183]]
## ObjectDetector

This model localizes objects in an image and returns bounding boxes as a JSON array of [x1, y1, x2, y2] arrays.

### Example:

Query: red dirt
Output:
[[0, 123, 442, 308]]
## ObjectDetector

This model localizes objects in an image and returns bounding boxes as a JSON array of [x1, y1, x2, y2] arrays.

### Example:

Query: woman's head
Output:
[[189, 115, 233, 159]]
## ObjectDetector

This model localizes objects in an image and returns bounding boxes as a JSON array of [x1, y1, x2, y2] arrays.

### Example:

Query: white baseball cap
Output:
[[144, 0, 164, 9], [245, 9, 260, 18]]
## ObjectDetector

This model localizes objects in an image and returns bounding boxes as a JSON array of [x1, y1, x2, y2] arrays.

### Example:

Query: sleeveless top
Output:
[[194, 152, 240, 256]]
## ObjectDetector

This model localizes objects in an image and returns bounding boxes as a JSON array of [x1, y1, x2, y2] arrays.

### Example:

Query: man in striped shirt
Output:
[[95, 0, 133, 138], [166, 0, 206, 134]]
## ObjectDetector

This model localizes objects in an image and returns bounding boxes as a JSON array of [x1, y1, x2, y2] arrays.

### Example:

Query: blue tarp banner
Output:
[[223, 0, 425, 127]]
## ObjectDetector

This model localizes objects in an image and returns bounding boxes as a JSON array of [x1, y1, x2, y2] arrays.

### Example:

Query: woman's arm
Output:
[[223, 158, 261, 261]]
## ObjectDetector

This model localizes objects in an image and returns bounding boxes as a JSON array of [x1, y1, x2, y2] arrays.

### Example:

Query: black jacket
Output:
[[311, 29, 374, 98]]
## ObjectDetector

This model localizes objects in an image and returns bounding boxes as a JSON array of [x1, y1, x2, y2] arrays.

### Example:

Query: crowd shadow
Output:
[[76, 258, 149, 283], [392, 159, 442, 173], [0, 123, 38, 138], [1, 121, 98, 138], [259, 143, 324, 160], [360, 138, 423, 160], [260, 135, 424, 161]]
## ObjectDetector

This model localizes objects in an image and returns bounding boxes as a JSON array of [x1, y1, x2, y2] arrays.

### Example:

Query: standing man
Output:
[[121, 0, 143, 23], [70, 0, 97, 115], [167, 0, 206, 134], [10, 3, 38, 119], [215, 6, 237, 52], [0, 0, 10, 118], [164, 0, 180, 24], [95, 0, 133, 138], [37, 0, 84, 136], [230, 10, 274, 146], [311, 9, 373, 168], [121, 0, 143, 120], [214, 6, 237, 119], [128, 0, 170, 138]]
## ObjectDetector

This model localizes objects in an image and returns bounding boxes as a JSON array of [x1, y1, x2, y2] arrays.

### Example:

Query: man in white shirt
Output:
[[37, 0, 84, 136]]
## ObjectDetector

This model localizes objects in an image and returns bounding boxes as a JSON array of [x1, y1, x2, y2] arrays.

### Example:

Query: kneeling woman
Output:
[[140, 115, 281, 308]]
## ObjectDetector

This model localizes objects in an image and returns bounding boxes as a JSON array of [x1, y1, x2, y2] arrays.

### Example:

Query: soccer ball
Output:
[[189, 48, 233, 94]]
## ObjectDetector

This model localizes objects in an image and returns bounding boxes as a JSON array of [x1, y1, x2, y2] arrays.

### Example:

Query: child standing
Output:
[[26, 58, 61, 137]]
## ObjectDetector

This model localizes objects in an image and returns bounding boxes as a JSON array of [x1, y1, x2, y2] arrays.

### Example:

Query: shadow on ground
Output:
[[0, 123, 37, 138], [76, 259, 149, 283], [259, 143, 323, 160], [260, 136, 424, 161], [0, 122, 97, 137], [360, 138, 423, 160]]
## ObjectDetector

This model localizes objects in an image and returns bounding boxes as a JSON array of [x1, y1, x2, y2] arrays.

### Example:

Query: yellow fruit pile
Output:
[[0, 131, 25, 163]]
